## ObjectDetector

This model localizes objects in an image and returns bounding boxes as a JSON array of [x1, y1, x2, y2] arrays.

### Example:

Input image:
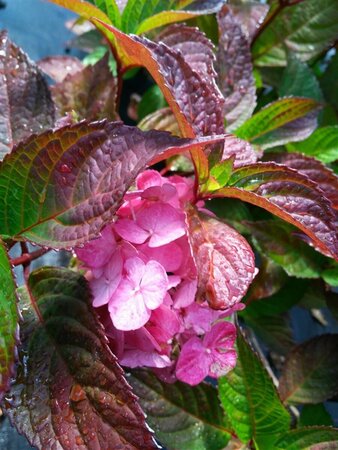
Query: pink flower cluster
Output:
[[76, 170, 241, 385]]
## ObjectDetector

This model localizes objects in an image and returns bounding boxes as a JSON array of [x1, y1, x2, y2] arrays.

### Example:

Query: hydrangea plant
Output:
[[1, 0, 338, 449]]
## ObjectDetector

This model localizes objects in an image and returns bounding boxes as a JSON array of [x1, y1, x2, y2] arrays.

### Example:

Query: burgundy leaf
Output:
[[37, 55, 84, 83], [0, 31, 55, 160], [216, 5, 256, 131], [51, 54, 118, 122], [0, 120, 226, 248], [221, 134, 258, 167], [229, 2, 269, 43], [5, 267, 157, 450], [268, 152, 338, 210], [211, 162, 338, 259], [186, 207, 256, 309]]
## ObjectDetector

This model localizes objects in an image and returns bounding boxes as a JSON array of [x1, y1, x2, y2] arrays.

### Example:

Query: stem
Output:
[[11, 247, 51, 267]]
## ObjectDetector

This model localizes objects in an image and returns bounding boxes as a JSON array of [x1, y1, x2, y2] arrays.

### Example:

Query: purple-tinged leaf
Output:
[[274, 427, 338, 450], [51, 54, 118, 122], [5, 267, 157, 450], [229, 2, 269, 43], [269, 153, 338, 210], [0, 31, 55, 160], [209, 162, 338, 260], [186, 207, 256, 310], [235, 97, 320, 149], [37, 56, 84, 83], [220, 134, 258, 167], [0, 239, 18, 403], [138, 107, 180, 136], [0, 120, 226, 248], [246, 258, 287, 303], [216, 5, 256, 131], [279, 334, 338, 404]]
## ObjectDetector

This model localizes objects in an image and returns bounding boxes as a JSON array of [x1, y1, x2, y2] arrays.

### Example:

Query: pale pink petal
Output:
[[76, 225, 116, 268], [120, 350, 171, 368], [173, 279, 197, 308], [114, 218, 149, 244], [183, 302, 222, 334], [141, 260, 168, 310], [142, 183, 177, 203], [137, 203, 186, 247], [176, 337, 210, 386], [208, 349, 237, 378], [91, 251, 123, 307], [168, 275, 181, 289], [146, 304, 180, 344], [124, 256, 146, 286], [203, 321, 237, 351], [124, 327, 161, 352], [219, 302, 246, 318], [136, 170, 163, 190], [139, 241, 183, 272]]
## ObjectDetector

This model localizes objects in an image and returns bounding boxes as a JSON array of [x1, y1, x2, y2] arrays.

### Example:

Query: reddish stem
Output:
[[11, 247, 51, 267]]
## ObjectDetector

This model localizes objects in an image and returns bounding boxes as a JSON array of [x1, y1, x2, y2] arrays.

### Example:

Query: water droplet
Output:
[[59, 164, 72, 174], [70, 384, 86, 402]]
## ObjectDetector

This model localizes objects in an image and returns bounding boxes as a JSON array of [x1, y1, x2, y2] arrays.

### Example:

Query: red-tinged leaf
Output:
[[48, 0, 112, 24], [216, 5, 256, 131], [51, 54, 118, 122], [229, 2, 269, 43], [269, 153, 338, 210], [4, 267, 157, 450], [94, 21, 225, 139], [220, 134, 258, 167], [0, 239, 18, 402], [37, 56, 84, 83], [235, 98, 320, 149], [186, 207, 256, 309], [0, 120, 226, 248], [209, 162, 338, 260], [246, 258, 287, 303], [0, 31, 55, 160], [138, 107, 180, 136]]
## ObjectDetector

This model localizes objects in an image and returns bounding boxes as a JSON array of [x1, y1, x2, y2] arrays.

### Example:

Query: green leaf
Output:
[[287, 126, 338, 164], [299, 404, 333, 427], [48, 0, 112, 24], [279, 55, 323, 102], [122, 0, 175, 34], [321, 52, 338, 112], [4, 267, 156, 449], [218, 329, 290, 444], [246, 220, 325, 278], [95, 0, 121, 28], [252, 0, 338, 67], [138, 107, 180, 135], [322, 262, 338, 287], [128, 369, 231, 450], [274, 427, 338, 449], [279, 334, 338, 404], [138, 85, 166, 121], [0, 239, 18, 402], [235, 97, 320, 149]]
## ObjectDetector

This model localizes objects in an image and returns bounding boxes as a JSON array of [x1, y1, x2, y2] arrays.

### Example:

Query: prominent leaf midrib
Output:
[[134, 377, 231, 434]]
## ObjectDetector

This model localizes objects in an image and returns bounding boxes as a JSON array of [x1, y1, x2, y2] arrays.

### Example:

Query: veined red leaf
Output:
[[0, 31, 55, 160], [269, 153, 338, 210], [51, 54, 118, 122], [4, 267, 156, 449], [235, 97, 320, 149], [186, 207, 256, 309], [216, 5, 256, 131], [0, 239, 18, 402], [209, 162, 338, 260], [229, 2, 269, 43], [0, 121, 226, 248], [37, 56, 84, 83]]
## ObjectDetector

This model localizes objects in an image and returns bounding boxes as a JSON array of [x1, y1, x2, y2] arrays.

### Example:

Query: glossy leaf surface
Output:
[[5, 267, 156, 449], [279, 334, 338, 404], [37, 56, 84, 83], [218, 329, 290, 443], [217, 5, 256, 131], [0, 240, 18, 402], [274, 427, 338, 449], [0, 31, 55, 160], [229, 2, 269, 43], [129, 369, 231, 450], [0, 121, 224, 248], [186, 208, 256, 309]]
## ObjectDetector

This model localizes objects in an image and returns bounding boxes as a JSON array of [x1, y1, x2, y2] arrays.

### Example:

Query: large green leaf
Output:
[[48, 0, 112, 23], [0, 239, 18, 402], [235, 97, 320, 149], [0, 121, 224, 248], [95, 0, 121, 28], [298, 404, 333, 427], [274, 427, 338, 449], [279, 334, 338, 404], [252, 0, 338, 67], [321, 52, 338, 112], [218, 329, 290, 444], [5, 267, 156, 449], [287, 126, 338, 164], [128, 369, 231, 450]]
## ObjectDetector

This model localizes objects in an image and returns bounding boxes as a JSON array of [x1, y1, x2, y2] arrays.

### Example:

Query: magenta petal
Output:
[[141, 260, 168, 310], [114, 218, 149, 244], [173, 279, 197, 308], [203, 321, 237, 350], [91, 251, 123, 307], [208, 349, 237, 378], [182, 302, 222, 334], [120, 350, 171, 368], [136, 170, 163, 190], [175, 337, 210, 385], [76, 225, 116, 268], [139, 241, 183, 272]]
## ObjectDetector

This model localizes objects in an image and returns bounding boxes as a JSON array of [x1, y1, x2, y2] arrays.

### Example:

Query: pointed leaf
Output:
[[299, 404, 333, 427], [0, 120, 225, 248], [0, 31, 55, 160], [216, 5, 256, 131], [186, 207, 256, 309], [287, 126, 338, 164], [48, 0, 112, 24], [274, 427, 338, 449], [94, 0, 121, 28], [51, 54, 118, 122], [211, 162, 338, 260], [138, 107, 180, 135], [229, 2, 269, 43], [321, 52, 338, 112], [252, 0, 338, 66], [218, 329, 290, 443], [4, 267, 156, 449], [0, 240, 18, 402], [279, 334, 338, 404], [129, 369, 231, 450], [235, 98, 320, 149], [37, 56, 84, 83]]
